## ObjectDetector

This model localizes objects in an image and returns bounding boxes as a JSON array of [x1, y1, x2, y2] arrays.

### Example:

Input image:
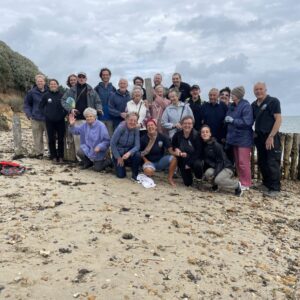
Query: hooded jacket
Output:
[[226, 98, 253, 147], [24, 85, 49, 121]]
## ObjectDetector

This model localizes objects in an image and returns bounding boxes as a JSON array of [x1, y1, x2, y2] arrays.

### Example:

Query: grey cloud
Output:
[[175, 54, 249, 78]]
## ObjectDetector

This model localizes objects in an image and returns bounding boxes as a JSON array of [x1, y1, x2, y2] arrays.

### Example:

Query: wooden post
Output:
[[290, 133, 299, 180], [279, 133, 286, 179], [283, 133, 293, 179], [298, 146, 300, 180], [251, 147, 255, 179], [12, 114, 24, 158], [64, 122, 76, 162], [144, 78, 153, 102]]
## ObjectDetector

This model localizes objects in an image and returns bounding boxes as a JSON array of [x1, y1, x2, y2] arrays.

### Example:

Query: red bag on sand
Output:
[[0, 161, 26, 176]]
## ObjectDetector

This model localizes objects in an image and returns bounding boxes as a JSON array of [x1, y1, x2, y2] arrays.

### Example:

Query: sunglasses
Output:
[[78, 75, 86, 79]]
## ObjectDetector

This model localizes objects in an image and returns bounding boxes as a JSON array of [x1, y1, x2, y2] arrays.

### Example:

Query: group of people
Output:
[[23, 70, 282, 198]]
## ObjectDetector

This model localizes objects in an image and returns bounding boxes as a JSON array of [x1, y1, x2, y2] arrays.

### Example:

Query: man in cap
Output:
[[61, 71, 102, 160], [185, 85, 205, 131], [251, 82, 282, 197]]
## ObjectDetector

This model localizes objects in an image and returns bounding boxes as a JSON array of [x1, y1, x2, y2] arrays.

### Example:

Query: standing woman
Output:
[[161, 90, 194, 138], [224, 86, 253, 190], [126, 86, 148, 136], [66, 74, 77, 88], [40, 79, 67, 163], [171, 116, 203, 187], [200, 125, 242, 196], [150, 85, 171, 134]]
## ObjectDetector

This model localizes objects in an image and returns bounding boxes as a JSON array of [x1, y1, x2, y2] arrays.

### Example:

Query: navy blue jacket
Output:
[[94, 82, 116, 121], [108, 89, 130, 126], [201, 101, 227, 142], [226, 99, 253, 147], [24, 86, 48, 121]]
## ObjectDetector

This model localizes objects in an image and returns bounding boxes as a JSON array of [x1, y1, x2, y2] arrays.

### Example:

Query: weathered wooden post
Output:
[[290, 133, 299, 180], [145, 78, 153, 102], [283, 133, 293, 179], [12, 114, 24, 158], [64, 122, 76, 162]]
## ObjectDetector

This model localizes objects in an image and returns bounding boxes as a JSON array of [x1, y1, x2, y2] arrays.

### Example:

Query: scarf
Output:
[[141, 133, 158, 157]]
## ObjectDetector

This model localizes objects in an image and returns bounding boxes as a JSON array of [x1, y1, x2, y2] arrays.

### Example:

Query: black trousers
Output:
[[254, 132, 281, 191], [178, 158, 203, 186], [45, 119, 65, 159]]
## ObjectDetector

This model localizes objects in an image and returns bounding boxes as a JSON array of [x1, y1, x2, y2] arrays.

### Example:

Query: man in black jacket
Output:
[[252, 82, 282, 197], [169, 73, 191, 102]]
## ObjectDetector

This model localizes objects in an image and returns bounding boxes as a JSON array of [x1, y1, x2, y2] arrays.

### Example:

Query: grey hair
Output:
[[154, 84, 164, 91], [83, 107, 97, 118], [126, 111, 139, 120], [131, 85, 144, 97], [35, 74, 46, 81]]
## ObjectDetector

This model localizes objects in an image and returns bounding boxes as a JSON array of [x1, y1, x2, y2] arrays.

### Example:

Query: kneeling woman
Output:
[[110, 112, 141, 180], [200, 125, 242, 196], [69, 108, 111, 171], [171, 116, 203, 186], [140, 119, 176, 186]]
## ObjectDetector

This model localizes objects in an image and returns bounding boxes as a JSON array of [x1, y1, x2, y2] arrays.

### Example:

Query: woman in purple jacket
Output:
[[225, 86, 253, 190], [69, 108, 111, 171]]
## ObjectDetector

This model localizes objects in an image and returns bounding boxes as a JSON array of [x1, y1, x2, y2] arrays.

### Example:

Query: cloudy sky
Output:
[[1, 0, 299, 115]]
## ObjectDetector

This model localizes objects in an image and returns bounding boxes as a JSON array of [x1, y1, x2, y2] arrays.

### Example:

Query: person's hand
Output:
[[266, 136, 274, 150], [122, 152, 131, 160], [68, 113, 76, 126], [117, 157, 124, 166], [120, 112, 127, 119], [180, 152, 187, 158], [175, 123, 182, 129], [94, 146, 101, 153], [175, 148, 181, 157], [71, 109, 79, 115], [225, 116, 234, 123]]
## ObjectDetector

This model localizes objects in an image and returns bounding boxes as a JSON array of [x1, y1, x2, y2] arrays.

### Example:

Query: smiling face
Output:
[[85, 113, 96, 124], [172, 74, 181, 87], [219, 91, 230, 104], [168, 91, 179, 105], [190, 88, 200, 99], [69, 76, 77, 87], [36, 77, 45, 90], [155, 86, 164, 98], [254, 83, 267, 101], [101, 70, 111, 83], [126, 114, 138, 129], [146, 121, 157, 135], [132, 89, 142, 103], [182, 117, 194, 133], [201, 126, 212, 141], [49, 80, 58, 92]]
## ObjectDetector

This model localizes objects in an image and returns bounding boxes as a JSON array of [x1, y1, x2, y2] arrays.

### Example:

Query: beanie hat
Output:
[[231, 86, 245, 99]]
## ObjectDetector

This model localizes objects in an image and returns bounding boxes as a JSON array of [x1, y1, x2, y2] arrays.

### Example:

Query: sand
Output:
[[0, 114, 299, 300]]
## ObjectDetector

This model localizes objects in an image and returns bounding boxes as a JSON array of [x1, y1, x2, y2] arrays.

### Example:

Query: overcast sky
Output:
[[1, 0, 299, 115]]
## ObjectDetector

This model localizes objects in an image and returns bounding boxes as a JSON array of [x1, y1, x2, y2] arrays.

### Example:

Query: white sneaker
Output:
[[241, 185, 250, 191]]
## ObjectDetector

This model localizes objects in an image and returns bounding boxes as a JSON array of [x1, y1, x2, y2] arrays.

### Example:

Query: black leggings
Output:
[[178, 158, 203, 186], [45, 119, 65, 159]]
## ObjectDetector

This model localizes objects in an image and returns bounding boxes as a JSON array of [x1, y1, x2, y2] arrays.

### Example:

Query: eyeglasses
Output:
[[221, 93, 229, 97], [78, 75, 86, 79]]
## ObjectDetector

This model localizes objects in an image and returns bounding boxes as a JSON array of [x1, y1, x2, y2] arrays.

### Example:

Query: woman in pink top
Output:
[[150, 85, 171, 134]]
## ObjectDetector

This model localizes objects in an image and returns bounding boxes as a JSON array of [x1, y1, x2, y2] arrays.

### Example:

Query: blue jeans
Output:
[[113, 152, 141, 179], [143, 155, 173, 171]]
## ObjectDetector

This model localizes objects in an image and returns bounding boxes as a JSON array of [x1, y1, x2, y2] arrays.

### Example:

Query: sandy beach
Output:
[[0, 113, 299, 300]]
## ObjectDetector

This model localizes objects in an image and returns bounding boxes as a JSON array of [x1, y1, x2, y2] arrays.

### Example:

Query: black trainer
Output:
[[235, 182, 243, 197]]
